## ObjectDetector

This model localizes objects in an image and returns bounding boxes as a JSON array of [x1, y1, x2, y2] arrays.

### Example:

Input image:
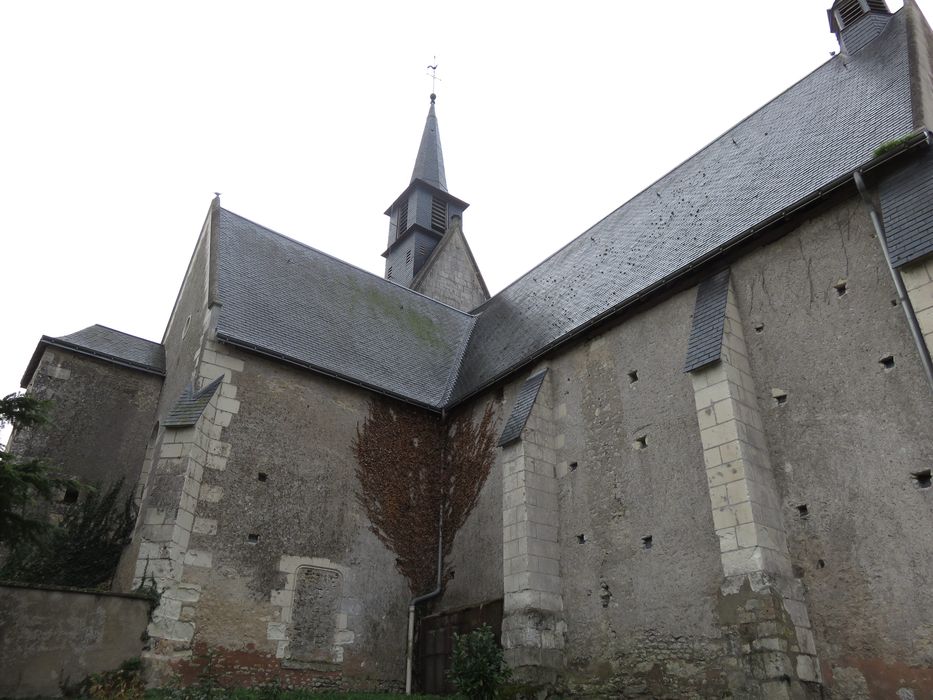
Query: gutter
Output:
[[447, 130, 933, 407], [853, 166, 933, 392], [405, 503, 444, 695]]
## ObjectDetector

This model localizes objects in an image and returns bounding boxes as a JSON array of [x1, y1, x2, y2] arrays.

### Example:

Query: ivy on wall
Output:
[[354, 400, 496, 595]]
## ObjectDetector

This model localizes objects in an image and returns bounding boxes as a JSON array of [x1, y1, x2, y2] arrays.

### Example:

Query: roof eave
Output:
[[384, 179, 470, 216], [20, 336, 167, 388]]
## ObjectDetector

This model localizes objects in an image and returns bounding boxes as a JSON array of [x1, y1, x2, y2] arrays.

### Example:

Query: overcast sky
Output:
[[2, 1, 928, 440]]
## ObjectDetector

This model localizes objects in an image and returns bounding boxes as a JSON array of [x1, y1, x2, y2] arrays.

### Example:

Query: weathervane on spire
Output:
[[427, 57, 441, 102]]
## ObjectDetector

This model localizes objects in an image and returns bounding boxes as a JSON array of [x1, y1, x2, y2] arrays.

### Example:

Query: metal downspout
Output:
[[853, 170, 933, 392], [405, 503, 444, 695]]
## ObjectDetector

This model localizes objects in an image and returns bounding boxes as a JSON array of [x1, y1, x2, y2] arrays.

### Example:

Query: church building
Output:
[[9, 1, 933, 697]]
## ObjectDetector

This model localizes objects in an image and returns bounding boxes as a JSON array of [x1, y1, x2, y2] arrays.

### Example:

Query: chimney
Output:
[[828, 0, 892, 54]]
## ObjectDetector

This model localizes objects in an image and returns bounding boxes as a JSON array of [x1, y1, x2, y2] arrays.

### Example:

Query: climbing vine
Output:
[[354, 399, 496, 595]]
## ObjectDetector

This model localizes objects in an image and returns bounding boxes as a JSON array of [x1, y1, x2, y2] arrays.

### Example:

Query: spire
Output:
[[383, 93, 469, 289], [410, 94, 447, 192]]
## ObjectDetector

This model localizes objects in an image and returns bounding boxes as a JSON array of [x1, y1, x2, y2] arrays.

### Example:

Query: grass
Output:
[[145, 692, 448, 700]]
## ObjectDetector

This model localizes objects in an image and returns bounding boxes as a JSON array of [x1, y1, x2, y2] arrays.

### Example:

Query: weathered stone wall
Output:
[[412, 218, 488, 312], [546, 291, 731, 698], [12, 348, 162, 490], [733, 196, 933, 697], [0, 583, 151, 698], [140, 344, 411, 689], [439, 194, 933, 698]]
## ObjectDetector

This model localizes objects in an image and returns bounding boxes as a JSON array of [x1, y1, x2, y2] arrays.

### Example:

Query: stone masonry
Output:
[[134, 335, 243, 680], [499, 367, 566, 687], [901, 253, 933, 359], [411, 217, 488, 312], [690, 283, 820, 698]]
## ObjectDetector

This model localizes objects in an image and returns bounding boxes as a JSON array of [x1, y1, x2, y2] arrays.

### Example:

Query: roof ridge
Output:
[[72, 323, 162, 346], [220, 207, 477, 319]]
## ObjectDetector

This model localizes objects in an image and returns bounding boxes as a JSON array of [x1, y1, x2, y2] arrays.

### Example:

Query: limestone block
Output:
[[148, 618, 195, 643], [796, 654, 821, 683], [717, 527, 738, 552], [697, 405, 718, 430], [199, 484, 223, 502], [184, 549, 213, 568], [202, 350, 245, 372], [198, 362, 232, 382], [215, 396, 241, 414], [159, 443, 186, 459], [267, 622, 288, 641]]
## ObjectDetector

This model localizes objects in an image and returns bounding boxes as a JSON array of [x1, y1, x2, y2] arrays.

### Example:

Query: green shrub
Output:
[[448, 624, 511, 699], [1, 477, 135, 588]]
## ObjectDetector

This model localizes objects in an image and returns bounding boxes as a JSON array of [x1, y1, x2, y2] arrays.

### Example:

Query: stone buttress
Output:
[[497, 368, 566, 687], [687, 275, 820, 699]]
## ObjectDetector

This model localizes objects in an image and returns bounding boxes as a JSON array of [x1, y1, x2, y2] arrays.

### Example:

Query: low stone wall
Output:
[[0, 581, 151, 697]]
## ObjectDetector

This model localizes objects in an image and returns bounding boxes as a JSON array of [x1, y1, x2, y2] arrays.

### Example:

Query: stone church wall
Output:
[[732, 196, 933, 696], [156, 346, 411, 689], [13, 348, 162, 492], [440, 193, 933, 698], [543, 287, 731, 697]]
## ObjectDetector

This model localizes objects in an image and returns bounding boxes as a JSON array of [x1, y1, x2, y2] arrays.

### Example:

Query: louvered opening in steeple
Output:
[[431, 196, 448, 233], [828, 0, 891, 53], [396, 201, 408, 239]]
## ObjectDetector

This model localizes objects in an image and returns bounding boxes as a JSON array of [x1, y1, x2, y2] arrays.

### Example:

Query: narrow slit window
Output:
[[912, 469, 932, 489], [627, 370, 638, 384], [796, 504, 809, 519], [642, 535, 653, 550], [569, 461, 579, 472], [247, 533, 260, 544], [576, 533, 587, 544], [62, 488, 79, 504], [257, 472, 268, 482], [834, 280, 848, 297], [634, 435, 647, 450], [879, 355, 895, 370]]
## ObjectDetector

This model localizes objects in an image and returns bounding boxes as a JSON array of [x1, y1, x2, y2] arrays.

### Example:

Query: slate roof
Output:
[[447, 9, 914, 403], [880, 148, 933, 268], [213, 208, 475, 409], [22, 324, 165, 387], [205, 8, 922, 411], [683, 270, 731, 373], [498, 370, 548, 447], [163, 376, 224, 428]]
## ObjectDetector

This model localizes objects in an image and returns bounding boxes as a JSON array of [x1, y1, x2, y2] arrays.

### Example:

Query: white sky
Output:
[[1, 1, 928, 441]]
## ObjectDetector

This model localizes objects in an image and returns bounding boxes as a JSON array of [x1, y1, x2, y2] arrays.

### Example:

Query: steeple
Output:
[[383, 95, 469, 288], [410, 94, 447, 192]]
